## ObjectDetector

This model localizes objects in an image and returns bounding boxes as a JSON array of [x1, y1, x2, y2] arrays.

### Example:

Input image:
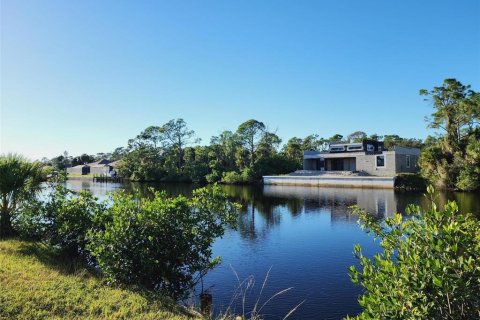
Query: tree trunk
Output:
[[0, 209, 14, 239]]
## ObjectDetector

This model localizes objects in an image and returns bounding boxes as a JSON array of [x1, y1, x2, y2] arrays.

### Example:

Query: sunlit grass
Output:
[[0, 239, 197, 320]]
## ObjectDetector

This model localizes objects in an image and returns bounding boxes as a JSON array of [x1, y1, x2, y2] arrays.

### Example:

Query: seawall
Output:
[[262, 175, 395, 189]]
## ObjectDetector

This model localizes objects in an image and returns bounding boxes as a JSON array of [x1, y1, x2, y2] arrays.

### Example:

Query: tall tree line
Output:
[[42, 78, 479, 190]]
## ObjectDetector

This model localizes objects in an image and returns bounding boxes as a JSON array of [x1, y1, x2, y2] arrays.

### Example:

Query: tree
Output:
[[162, 119, 195, 169], [420, 79, 479, 153], [419, 79, 480, 190], [137, 125, 165, 149], [347, 131, 367, 143], [302, 134, 327, 151], [236, 119, 266, 166], [256, 130, 281, 159], [209, 130, 240, 172], [347, 187, 480, 319], [383, 134, 424, 150], [71, 154, 95, 166], [50, 152, 71, 170], [0, 154, 45, 238], [282, 137, 304, 166], [329, 134, 344, 142], [368, 133, 383, 141]]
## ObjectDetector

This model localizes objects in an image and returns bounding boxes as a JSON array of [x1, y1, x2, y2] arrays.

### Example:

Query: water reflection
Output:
[[63, 180, 479, 319]]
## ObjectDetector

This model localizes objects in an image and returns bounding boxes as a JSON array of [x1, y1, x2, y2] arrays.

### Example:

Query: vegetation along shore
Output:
[[1, 78, 479, 320], [39, 79, 480, 192]]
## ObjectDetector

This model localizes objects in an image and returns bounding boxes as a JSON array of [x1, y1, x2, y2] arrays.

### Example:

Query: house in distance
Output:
[[66, 159, 118, 175], [264, 139, 420, 188], [303, 139, 420, 176]]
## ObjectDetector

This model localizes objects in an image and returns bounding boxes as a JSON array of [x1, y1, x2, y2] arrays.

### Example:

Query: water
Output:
[[64, 179, 479, 319]]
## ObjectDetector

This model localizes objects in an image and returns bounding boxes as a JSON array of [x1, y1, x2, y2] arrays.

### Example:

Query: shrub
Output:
[[0, 154, 45, 238], [206, 170, 222, 183], [87, 185, 239, 299], [456, 164, 480, 191], [45, 186, 105, 255], [347, 187, 480, 319], [394, 173, 427, 191], [221, 171, 246, 184], [16, 185, 105, 256]]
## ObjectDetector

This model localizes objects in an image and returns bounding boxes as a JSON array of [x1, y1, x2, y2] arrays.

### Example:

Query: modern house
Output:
[[303, 140, 420, 176], [263, 140, 421, 188]]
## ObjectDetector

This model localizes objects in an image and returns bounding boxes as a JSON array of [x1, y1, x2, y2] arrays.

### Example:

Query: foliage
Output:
[[72, 153, 96, 166], [0, 239, 196, 320], [347, 187, 480, 319], [251, 154, 298, 180], [236, 119, 266, 166], [282, 137, 303, 167], [420, 79, 478, 153], [347, 131, 367, 143], [419, 79, 480, 190], [221, 170, 249, 184], [15, 185, 105, 256], [47, 186, 105, 255], [87, 185, 239, 299], [162, 118, 196, 169], [0, 154, 46, 238], [394, 173, 427, 191], [382, 134, 424, 150]]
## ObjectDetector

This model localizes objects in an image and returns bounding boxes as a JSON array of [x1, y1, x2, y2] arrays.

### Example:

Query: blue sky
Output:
[[1, 0, 479, 160]]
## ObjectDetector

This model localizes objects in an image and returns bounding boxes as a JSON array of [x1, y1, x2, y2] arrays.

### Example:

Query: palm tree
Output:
[[0, 154, 45, 238]]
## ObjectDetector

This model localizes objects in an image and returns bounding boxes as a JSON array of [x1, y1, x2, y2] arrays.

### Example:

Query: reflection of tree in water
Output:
[[220, 185, 304, 241], [124, 182, 197, 198], [395, 190, 480, 218], [75, 182, 478, 243]]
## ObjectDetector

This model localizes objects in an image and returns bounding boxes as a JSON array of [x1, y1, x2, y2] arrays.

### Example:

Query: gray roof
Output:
[[87, 159, 110, 166]]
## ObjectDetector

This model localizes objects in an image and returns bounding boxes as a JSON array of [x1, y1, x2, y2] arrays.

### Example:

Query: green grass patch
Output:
[[67, 173, 95, 178], [0, 239, 198, 320]]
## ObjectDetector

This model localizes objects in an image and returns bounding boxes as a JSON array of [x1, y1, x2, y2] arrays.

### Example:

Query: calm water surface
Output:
[[65, 180, 479, 320]]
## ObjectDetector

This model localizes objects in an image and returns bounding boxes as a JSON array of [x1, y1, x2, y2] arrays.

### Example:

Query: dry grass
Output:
[[215, 266, 304, 320], [0, 239, 198, 320]]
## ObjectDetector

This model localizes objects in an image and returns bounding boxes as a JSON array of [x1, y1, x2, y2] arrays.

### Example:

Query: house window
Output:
[[406, 155, 411, 168], [376, 155, 385, 167], [367, 144, 374, 152], [330, 146, 345, 152], [347, 145, 363, 151]]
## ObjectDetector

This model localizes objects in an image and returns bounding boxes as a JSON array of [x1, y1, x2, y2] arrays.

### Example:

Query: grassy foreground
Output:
[[0, 240, 197, 320]]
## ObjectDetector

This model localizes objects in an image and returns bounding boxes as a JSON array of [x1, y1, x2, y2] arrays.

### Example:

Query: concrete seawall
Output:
[[263, 175, 395, 189]]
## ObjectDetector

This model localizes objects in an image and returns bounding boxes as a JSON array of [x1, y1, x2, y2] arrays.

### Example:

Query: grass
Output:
[[67, 173, 95, 178], [0, 239, 198, 320]]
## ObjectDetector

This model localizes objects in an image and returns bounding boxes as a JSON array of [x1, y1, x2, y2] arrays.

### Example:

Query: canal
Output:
[[65, 180, 480, 319]]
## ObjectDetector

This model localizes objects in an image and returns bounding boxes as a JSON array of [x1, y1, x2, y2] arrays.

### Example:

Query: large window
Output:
[[376, 155, 385, 167]]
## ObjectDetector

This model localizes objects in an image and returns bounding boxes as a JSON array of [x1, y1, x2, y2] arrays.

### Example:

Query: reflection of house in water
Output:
[[262, 185, 397, 221]]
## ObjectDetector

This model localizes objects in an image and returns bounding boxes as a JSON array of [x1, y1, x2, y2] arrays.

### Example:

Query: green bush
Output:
[[251, 154, 298, 179], [17, 185, 105, 256], [87, 185, 239, 299], [221, 171, 246, 184], [206, 169, 222, 183], [347, 187, 480, 319], [394, 173, 427, 191], [0, 154, 45, 238], [456, 165, 480, 191]]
